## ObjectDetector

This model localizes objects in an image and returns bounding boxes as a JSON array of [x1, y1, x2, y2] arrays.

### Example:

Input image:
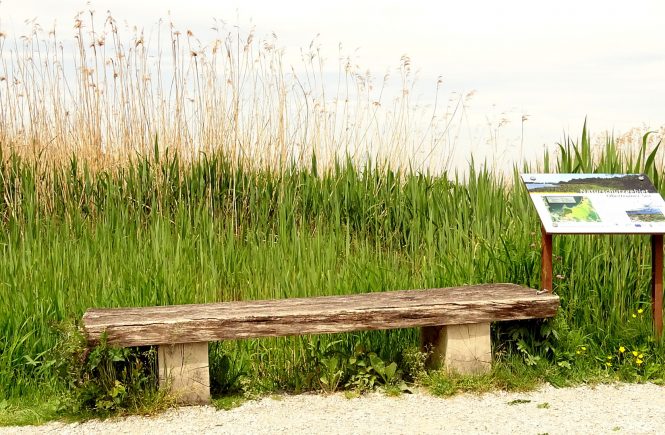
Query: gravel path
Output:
[[3, 383, 665, 434]]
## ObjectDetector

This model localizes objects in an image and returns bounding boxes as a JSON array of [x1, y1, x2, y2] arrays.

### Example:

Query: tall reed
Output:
[[0, 127, 662, 398], [0, 12, 463, 174]]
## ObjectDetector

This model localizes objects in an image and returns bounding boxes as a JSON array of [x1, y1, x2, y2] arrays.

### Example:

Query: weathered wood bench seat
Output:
[[82, 283, 559, 404]]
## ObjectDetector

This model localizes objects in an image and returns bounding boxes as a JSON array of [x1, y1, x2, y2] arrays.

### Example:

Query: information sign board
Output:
[[521, 173, 665, 234]]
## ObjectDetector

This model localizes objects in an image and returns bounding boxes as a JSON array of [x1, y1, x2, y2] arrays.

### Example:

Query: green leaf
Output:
[[385, 362, 397, 379]]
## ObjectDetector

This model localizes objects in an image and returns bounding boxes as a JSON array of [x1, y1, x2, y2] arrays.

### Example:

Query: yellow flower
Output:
[[607, 356, 613, 360], [619, 346, 626, 353], [632, 351, 639, 357], [605, 362, 612, 367], [638, 308, 644, 314], [632, 314, 637, 318], [576, 350, 581, 355], [636, 359, 643, 365], [638, 354, 644, 359], [581, 346, 587, 351]]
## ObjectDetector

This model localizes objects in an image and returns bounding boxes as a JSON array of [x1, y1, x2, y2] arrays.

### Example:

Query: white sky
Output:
[[2, 0, 664, 167]]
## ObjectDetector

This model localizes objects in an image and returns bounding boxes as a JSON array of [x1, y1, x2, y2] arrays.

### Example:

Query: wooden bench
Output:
[[82, 283, 559, 404]]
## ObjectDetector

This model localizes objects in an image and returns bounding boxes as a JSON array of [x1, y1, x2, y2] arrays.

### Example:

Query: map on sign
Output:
[[521, 173, 665, 234]]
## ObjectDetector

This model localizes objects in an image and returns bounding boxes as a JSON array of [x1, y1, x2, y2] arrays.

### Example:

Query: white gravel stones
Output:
[[4, 383, 665, 434]]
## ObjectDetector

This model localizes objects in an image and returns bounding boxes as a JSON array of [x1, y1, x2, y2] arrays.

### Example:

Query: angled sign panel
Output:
[[521, 173, 665, 234]]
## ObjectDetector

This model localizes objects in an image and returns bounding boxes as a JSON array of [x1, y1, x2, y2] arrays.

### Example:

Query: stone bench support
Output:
[[421, 323, 491, 374], [158, 342, 210, 404]]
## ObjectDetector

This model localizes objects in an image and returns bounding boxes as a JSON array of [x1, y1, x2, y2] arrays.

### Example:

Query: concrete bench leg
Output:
[[421, 323, 491, 375], [158, 342, 210, 405]]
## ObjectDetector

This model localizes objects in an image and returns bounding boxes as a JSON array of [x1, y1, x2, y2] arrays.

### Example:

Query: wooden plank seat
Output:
[[82, 283, 559, 404]]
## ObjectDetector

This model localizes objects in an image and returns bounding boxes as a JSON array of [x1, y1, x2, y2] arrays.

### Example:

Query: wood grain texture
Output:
[[652, 234, 663, 337], [82, 283, 559, 347], [541, 226, 553, 292]]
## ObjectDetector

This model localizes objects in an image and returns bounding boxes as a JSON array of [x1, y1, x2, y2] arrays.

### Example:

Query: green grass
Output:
[[0, 398, 62, 426], [1, 125, 664, 424], [211, 395, 247, 411]]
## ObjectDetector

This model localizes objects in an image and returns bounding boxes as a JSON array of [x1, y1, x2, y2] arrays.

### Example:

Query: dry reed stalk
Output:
[[0, 12, 466, 175]]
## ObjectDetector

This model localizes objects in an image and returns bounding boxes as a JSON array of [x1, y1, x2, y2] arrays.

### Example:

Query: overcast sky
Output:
[[2, 0, 664, 166]]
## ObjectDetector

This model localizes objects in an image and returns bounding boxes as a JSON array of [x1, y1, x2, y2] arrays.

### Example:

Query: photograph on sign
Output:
[[521, 173, 665, 234]]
